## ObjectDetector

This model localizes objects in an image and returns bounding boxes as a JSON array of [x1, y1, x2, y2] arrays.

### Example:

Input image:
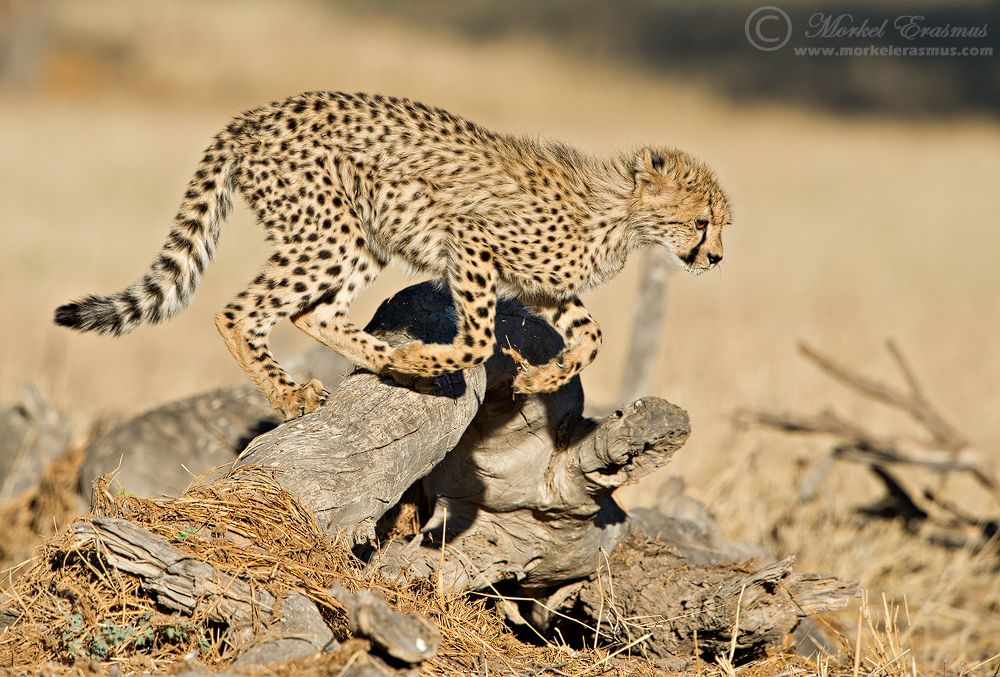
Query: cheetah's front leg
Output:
[[385, 244, 498, 379], [507, 297, 603, 394]]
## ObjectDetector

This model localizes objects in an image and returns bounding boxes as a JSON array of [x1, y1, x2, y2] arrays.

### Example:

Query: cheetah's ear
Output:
[[641, 148, 666, 174], [634, 148, 669, 198]]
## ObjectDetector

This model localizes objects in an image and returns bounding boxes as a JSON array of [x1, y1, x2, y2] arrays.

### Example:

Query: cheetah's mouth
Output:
[[677, 245, 708, 275], [673, 251, 717, 276]]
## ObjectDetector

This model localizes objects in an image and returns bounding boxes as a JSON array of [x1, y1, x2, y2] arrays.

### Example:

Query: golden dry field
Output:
[[1, 0, 998, 671]]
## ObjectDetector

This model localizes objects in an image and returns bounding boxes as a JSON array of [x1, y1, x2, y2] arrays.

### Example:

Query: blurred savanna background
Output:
[[1, 0, 998, 669]]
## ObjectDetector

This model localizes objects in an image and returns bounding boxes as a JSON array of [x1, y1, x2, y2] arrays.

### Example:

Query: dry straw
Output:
[[0, 461, 959, 676], [0, 466, 658, 675]]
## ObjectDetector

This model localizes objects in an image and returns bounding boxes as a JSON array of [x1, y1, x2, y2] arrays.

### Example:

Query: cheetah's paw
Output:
[[510, 363, 568, 395], [386, 369, 440, 393], [280, 378, 329, 419], [387, 340, 433, 372], [503, 346, 563, 394]]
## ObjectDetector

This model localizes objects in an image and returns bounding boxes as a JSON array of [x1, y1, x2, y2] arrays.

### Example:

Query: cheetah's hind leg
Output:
[[214, 264, 330, 420], [287, 243, 397, 377], [506, 297, 603, 394]]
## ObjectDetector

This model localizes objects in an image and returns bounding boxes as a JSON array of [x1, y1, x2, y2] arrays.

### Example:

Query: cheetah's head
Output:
[[631, 148, 731, 275]]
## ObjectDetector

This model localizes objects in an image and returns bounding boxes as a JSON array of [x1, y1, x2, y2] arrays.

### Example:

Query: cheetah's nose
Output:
[[707, 253, 723, 265]]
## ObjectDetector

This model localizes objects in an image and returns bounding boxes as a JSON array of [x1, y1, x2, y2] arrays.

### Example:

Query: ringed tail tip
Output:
[[53, 296, 132, 336], [53, 302, 83, 329]]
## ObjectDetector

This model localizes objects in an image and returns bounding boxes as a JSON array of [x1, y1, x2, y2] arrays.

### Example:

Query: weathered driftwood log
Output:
[[541, 531, 859, 671], [0, 386, 82, 574], [82, 385, 281, 500], [234, 284, 492, 541], [234, 281, 689, 589], [80, 348, 352, 500], [628, 476, 773, 567], [328, 581, 440, 664], [225, 281, 857, 663], [65, 281, 857, 669], [73, 516, 279, 628], [377, 395, 689, 592], [0, 385, 72, 504]]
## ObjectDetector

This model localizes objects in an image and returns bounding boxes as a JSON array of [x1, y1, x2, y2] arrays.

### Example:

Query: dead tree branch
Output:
[[741, 341, 1000, 537], [618, 247, 674, 404], [544, 531, 858, 671], [798, 341, 968, 451]]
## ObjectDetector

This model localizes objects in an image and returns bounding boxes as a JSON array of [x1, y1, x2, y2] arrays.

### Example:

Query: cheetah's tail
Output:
[[54, 138, 238, 336]]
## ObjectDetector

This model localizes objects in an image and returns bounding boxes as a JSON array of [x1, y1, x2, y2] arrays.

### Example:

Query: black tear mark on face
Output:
[[681, 226, 707, 266]]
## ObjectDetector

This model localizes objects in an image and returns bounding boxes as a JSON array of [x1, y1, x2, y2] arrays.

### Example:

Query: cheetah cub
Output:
[[55, 92, 730, 419]]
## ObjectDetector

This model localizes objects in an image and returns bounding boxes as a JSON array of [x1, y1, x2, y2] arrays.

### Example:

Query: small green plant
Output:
[[173, 525, 198, 542], [59, 610, 210, 661], [60, 613, 86, 657], [162, 618, 212, 655]]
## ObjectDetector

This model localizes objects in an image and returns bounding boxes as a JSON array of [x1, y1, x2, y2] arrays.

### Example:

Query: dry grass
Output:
[[0, 467, 541, 675], [0, 468, 691, 676], [1, 0, 998, 673], [0, 466, 964, 677], [701, 343, 1000, 669]]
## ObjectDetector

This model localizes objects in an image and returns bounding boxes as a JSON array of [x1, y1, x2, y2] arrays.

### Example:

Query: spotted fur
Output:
[[55, 92, 731, 419]]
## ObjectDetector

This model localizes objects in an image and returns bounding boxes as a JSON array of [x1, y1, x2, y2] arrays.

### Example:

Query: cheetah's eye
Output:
[[695, 219, 709, 230]]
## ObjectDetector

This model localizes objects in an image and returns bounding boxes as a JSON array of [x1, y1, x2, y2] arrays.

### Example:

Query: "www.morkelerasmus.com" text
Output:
[[794, 45, 993, 57]]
